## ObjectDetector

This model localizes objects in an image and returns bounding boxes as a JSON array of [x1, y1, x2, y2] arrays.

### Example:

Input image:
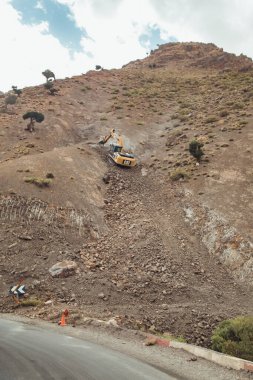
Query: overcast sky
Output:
[[1, 0, 253, 92]]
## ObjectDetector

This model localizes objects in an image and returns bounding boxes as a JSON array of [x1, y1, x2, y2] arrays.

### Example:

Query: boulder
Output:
[[49, 260, 77, 278]]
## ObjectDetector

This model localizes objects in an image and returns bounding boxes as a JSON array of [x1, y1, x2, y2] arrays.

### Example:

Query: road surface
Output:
[[0, 319, 177, 380]]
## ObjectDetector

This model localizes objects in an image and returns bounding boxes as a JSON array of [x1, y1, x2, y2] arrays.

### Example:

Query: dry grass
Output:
[[20, 297, 42, 307], [170, 168, 190, 181], [24, 177, 52, 187]]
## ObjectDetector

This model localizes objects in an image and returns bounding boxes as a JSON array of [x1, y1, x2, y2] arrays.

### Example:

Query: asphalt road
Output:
[[0, 319, 177, 380]]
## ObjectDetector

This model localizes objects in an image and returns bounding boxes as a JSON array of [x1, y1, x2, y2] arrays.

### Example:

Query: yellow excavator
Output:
[[99, 129, 137, 167]]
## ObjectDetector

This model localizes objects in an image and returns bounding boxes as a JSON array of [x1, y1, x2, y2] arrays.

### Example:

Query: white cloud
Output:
[[1, 0, 253, 92], [0, 1, 90, 92], [148, 0, 253, 56], [35, 1, 46, 11]]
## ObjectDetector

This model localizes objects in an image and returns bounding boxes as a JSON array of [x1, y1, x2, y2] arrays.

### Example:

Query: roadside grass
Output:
[[20, 297, 42, 307]]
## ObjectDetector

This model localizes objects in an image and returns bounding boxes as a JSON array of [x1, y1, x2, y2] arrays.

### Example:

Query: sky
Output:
[[1, 0, 253, 92]]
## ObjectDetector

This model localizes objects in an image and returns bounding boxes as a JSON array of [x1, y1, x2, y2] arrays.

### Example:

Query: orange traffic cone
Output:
[[58, 309, 68, 326]]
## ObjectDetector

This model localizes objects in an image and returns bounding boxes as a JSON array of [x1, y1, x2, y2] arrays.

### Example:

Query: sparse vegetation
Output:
[[189, 140, 204, 161], [233, 102, 244, 110], [44, 81, 58, 95], [205, 116, 218, 124], [46, 172, 54, 179], [42, 69, 55, 81], [5, 94, 17, 110], [170, 168, 190, 181], [23, 111, 44, 132], [12, 86, 22, 96], [219, 110, 229, 117], [24, 177, 51, 187], [160, 333, 186, 343], [81, 86, 91, 92], [211, 316, 253, 361], [20, 297, 42, 307]]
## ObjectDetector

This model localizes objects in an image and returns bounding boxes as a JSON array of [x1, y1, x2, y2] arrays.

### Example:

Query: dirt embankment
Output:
[[1, 42, 253, 346]]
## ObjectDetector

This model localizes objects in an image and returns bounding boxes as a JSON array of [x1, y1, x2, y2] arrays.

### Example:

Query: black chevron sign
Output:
[[9, 284, 26, 297]]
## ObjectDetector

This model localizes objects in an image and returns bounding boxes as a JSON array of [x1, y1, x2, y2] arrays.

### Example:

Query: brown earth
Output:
[[0, 42, 253, 347]]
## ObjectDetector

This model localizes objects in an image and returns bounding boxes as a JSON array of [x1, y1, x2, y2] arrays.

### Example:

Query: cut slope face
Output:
[[0, 42, 253, 346]]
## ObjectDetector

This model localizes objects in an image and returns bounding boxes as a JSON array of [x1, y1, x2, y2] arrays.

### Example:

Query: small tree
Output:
[[189, 140, 204, 161], [42, 69, 55, 82], [23, 111, 44, 132], [95, 65, 102, 71], [12, 86, 22, 96], [5, 94, 17, 110], [211, 316, 253, 361]]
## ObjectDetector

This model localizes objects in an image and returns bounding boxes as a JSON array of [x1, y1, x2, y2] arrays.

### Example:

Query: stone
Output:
[[44, 300, 53, 305], [187, 356, 197, 362], [49, 260, 77, 278], [144, 336, 157, 346], [106, 318, 119, 327], [103, 174, 110, 184], [18, 235, 32, 241]]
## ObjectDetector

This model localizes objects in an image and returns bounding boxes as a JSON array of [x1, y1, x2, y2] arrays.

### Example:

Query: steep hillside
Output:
[[1, 42, 253, 346]]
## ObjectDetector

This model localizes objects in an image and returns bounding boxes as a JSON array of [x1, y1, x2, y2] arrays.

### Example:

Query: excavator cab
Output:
[[110, 144, 123, 153]]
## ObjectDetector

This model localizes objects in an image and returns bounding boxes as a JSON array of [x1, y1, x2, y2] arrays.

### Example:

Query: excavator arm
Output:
[[99, 128, 115, 145]]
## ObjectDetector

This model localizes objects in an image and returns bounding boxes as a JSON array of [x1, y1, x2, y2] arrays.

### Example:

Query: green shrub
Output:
[[162, 333, 186, 343], [5, 94, 17, 107], [44, 81, 53, 90], [21, 297, 42, 307], [205, 116, 218, 124], [23, 111, 44, 132], [12, 86, 22, 96], [233, 102, 244, 110], [42, 69, 55, 81], [219, 110, 229, 117], [23, 111, 44, 123], [170, 168, 189, 181], [24, 177, 51, 187], [189, 140, 204, 161], [211, 316, 253, 361]]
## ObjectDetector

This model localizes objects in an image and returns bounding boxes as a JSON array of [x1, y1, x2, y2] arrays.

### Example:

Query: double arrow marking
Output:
[[10, 285, 26, 297]]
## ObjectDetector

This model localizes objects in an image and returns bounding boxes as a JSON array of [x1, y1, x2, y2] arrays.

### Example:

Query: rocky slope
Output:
[[0, 42, 253, 346]]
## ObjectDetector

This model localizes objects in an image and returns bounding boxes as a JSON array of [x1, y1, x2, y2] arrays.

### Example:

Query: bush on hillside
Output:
[[42, 69, 55, 81], [44, 81, 54, 90], [170, 168, 190, 181], [5, 94, 17, 107], [23, 111, 44, 132], [44, 81, 58, 95], [211, 316, 253, 361], [24, 177, 51, 187], [12, 86, 22, 96], [189, 140, 204, 161]]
